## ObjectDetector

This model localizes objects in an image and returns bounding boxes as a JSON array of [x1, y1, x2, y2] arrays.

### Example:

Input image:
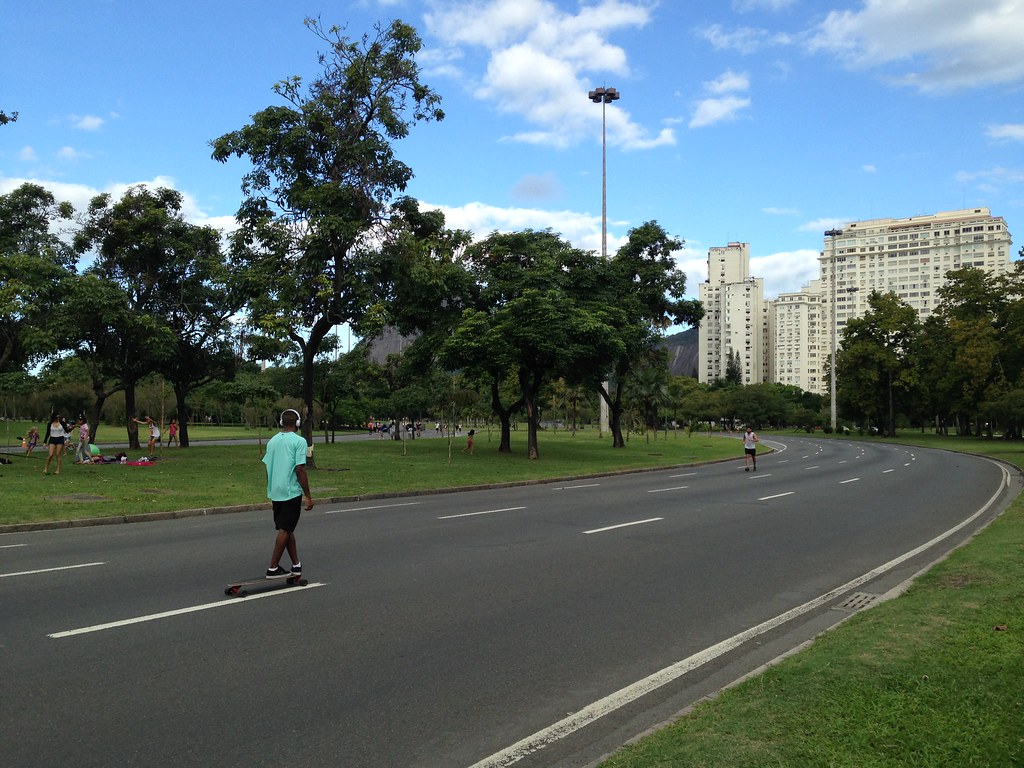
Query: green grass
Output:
[[0, 427, 740, 526], [600, 432, 1024, 768]]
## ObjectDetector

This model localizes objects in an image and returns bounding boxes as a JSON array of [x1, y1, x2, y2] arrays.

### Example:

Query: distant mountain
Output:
[[659, 326, 699, 377]]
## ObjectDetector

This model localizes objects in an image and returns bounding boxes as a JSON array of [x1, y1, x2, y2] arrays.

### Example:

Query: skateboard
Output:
[[224, 572, 308, 597]]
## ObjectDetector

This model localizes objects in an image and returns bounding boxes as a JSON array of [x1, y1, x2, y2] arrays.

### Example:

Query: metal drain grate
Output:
[[835, 592, 881, 612]]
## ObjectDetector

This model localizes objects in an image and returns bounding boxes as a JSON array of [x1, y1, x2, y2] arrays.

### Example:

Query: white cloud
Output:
[[57, 146, 87, 160], [955, 166, 1024, 185], [419, 198, 628, 255], [763, 206, 800, 216], [424, 0, 673, 150], [690, 96, 751, 128], [808, 0, 1024, 92], [751, 249, 821, 296], [72, 114, 105, 130], [862, 164, 877, 173], [798, 217, 848, 233], [732, 0, 796, 11], [0, 174, 238, 232], [19, 146, 38, 162], [987, 123, 1024, 142], [699, 23, 791, 53], [690, 69, 752, 128], [706, 70, 750, 94]]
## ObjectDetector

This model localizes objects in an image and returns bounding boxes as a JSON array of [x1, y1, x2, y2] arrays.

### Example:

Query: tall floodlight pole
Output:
[[825, 228, 844, 431], [589, 86, 619, 438]]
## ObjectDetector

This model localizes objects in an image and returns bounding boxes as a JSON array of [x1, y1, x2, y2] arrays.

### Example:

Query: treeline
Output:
[[837, 269, 1024, 438], [0, 18, 705, 460]]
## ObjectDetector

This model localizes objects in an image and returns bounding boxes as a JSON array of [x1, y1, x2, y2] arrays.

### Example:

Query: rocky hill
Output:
[[659, 326, 699, 378]]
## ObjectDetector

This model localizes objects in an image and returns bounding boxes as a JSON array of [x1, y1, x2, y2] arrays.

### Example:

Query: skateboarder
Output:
[[743, 426, 758, 471], [263, 409, 314, 578]]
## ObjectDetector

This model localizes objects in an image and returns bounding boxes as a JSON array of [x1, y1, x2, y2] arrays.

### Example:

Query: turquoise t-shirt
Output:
[[263, 430, 308, 502]]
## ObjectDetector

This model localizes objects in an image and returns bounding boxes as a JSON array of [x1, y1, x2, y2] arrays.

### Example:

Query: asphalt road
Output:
[[2, 436, 1019, 768]]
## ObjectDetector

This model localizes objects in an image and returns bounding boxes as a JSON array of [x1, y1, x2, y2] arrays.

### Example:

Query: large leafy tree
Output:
[[211, 17, 443, 466], [52, 273, 138, 444], [0, 183, 75, 373], [73, 186, 204, 446], [440, 229, 621, 458], [594, 221, 703, 447], [156, 221, 241, 447], [837, 291, 920, 436]]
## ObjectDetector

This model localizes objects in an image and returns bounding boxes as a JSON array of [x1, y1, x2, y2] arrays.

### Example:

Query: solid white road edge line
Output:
[[2, 562, 105, 578], [583, 518, 663, 535], [438, 507, 526, 520], [48, 582, 327, 638], [553, 483, 601, 490], [466, 461, 1011, 768]]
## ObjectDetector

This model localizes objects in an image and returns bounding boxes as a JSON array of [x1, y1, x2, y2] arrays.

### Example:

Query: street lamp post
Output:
[[589, 86, 619, 438], [825, 228, 843, 432]]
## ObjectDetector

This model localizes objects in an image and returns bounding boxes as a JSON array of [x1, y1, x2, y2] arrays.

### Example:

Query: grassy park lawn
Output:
[[0, 425, 740, 526], [600, 432, 1024, 768]]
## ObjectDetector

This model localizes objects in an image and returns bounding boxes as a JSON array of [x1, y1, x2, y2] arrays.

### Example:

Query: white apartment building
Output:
[[697, 209, 1014, 396], [698, 242, 769, 385], [815, 207, 1014, 393], [771, 280, 825, 393]]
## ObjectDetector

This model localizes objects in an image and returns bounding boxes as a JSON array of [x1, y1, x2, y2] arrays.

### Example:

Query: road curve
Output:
[[1, 435, 1019, 768]]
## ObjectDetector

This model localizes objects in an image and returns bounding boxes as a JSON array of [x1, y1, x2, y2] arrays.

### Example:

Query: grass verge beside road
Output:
[[600, 432, 1024, 768], [0, 427, 739, 527]]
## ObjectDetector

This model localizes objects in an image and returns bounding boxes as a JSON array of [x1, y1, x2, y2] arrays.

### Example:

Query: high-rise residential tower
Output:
[[698, 242, 768, 385]]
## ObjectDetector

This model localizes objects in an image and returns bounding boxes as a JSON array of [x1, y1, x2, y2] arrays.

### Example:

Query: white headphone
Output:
[[279, 408, 302, 427]]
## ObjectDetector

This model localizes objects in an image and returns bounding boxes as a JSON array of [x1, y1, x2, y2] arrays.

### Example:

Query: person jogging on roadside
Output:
[[743, 425, 758, 472], [263, 409, 314, 578]]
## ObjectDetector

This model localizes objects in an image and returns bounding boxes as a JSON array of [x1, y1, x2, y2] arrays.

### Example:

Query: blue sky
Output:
[[3, 0, 1023, 316]]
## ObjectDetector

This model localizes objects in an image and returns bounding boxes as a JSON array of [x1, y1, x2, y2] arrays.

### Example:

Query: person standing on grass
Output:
[[462, 428, 475, 454], [133, 415, 161, 456], [24, 427, 39, 457], [73, 415, 91, 464], [42, 413, 71, 475], [166, 418, 179, 447], [743, 426, 758, 472], [263, 409, 314, 578]]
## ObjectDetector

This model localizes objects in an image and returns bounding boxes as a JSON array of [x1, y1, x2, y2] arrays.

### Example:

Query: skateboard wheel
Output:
[[298, 578, 308, 586], [224, 587, 232, 596]]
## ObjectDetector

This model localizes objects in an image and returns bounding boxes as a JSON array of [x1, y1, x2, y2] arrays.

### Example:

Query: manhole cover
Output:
[[835, 592, 880, 612]]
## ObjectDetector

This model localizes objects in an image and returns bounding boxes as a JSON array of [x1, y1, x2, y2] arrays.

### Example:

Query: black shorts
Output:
[[272, 495, 303, 533], [745, 447, 757, 456]]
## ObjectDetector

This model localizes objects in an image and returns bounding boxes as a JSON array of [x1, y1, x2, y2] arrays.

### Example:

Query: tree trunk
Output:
[[88, 391, 110, 446], [520, 369, 541, 460], [298, 318, 333, 470], [490, 378, 523, 453], [609, 383, 626, 448], [174, 384, 191, 448], [124, 381, 140, 449]]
